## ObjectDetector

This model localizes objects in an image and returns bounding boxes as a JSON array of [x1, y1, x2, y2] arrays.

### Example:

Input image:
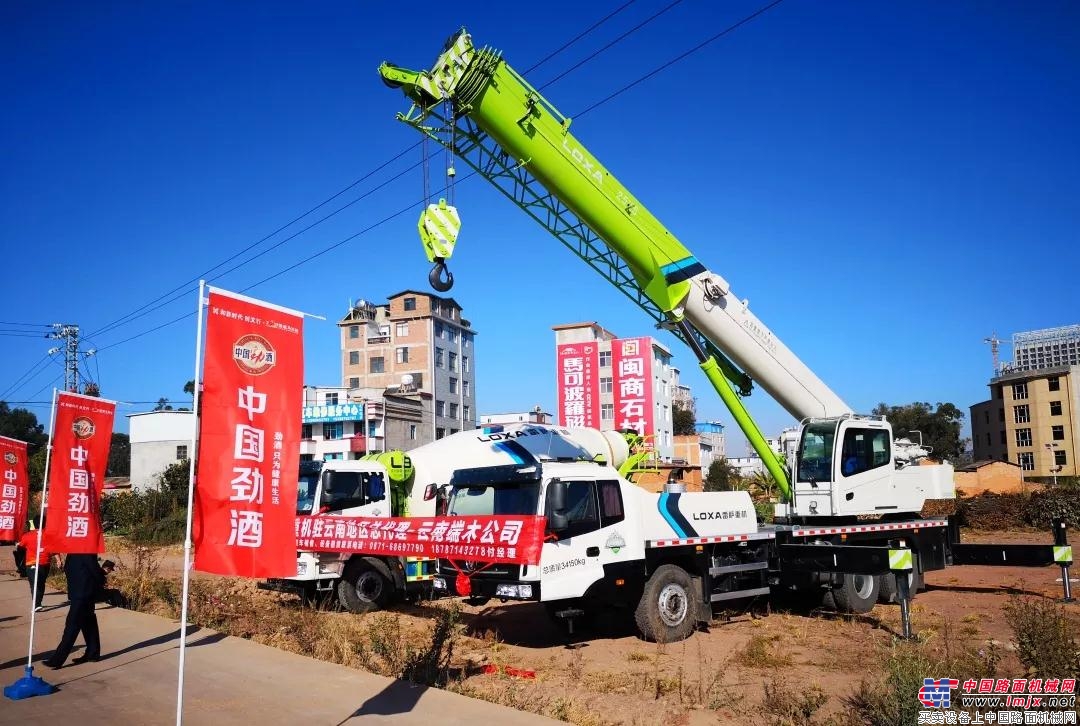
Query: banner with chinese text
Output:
[[611, 337, 655, 446], [555, 342, 600, 429], [193, 288, 303, 577], [44, 392, 116, 553], [295, 515, 546, 565], [0, 436, 30, 542]]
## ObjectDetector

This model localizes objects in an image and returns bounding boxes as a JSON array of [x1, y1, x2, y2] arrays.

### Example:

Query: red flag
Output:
[[0, 436, 30, 543], [44, 392, 116, 554], [193, 288, 303, 577]]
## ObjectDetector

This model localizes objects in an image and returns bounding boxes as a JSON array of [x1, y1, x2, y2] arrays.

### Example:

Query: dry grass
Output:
[[736, 633, 793, 669]]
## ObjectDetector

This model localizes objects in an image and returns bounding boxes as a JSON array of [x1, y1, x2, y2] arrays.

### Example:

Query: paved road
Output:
[[0, 560, 560, 725]]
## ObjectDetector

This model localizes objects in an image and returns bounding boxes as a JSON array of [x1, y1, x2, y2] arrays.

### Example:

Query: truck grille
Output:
[[438, 559, 520, 579]]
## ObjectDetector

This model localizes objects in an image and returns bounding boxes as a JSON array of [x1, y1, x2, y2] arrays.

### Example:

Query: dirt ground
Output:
[[52, 529, 1080, 725]]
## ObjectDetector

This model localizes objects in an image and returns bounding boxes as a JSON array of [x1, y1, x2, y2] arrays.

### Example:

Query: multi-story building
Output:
[[300, 384, 428, 461], [339, 291, 476, 441], [480, 409, 553, 426], [1006, 325, 1080, 373], [552, 322, 676, 462], [970, 365, 1078, 477], [129, 410, 194, 492]]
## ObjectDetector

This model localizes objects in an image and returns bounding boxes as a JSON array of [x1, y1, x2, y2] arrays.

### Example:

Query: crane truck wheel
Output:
[[338, 557, 395, 614], [635, 564, 700, 643], [830, 573, 881, 614], [878, 554, 923, 604]]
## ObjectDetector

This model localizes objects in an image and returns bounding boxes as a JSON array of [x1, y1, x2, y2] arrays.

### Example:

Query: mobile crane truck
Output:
[[368, 30, 1074, 642]]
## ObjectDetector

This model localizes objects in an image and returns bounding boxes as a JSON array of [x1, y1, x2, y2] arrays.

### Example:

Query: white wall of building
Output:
[[129, 411, 195, 492]]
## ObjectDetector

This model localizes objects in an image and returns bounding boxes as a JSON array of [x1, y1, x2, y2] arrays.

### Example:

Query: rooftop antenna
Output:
[[983, 332, 1001, 374]]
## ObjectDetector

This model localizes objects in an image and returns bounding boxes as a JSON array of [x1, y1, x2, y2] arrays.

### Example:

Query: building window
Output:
[[349, 325, 359, 339], [1000, 430, 1006, 445], [463, 355, 469, 373], [1050, 400, 1063, 416], [349, 351, 360, 365], [434, 321, 443, 339], [1053, 425, 1065, 441], [998, 408, 1005, 422], [370, 356, 385, 373], [463, 405, 471, 421], [1049, 376, 1061, 392], [1018, 452, 1035, 471], [448, 402, 459, 418], [348, 377, 359, 389], [408, 424, 417, 440], [984, 411, 989, 425], [1015, 428, 1032, 448], [396, 322, 409, 337], [403, 297, 416, 311], [176, 445, 188, 460], [1014, 404, 1030, 424], [1012, 382, 1028, 400], [436, 427, 445, 440], [462, 379, 470, 397], [985, 433, 991, 447], [463, 332, 471, 348], [323, 422, 344, 440], [599, 351, 612, 367], [301, 424, 313, 440], [435, 348, 443, 367], [600, 377, 612, 394], [448, 328, 457, 343], [1055, 450, 1068, 466], [436, 400, 445, 417], [325, 392, 339, 406], [449, 377, 458, 393], [601, 403, 614, 420], [448, 352, 458, 372], [396, 347, 409, 364]]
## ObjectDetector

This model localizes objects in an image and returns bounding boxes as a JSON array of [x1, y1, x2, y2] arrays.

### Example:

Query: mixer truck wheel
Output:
[[635, 564, 700, 643], [831, 572, 881, 614], [338, 558, 394, 614]]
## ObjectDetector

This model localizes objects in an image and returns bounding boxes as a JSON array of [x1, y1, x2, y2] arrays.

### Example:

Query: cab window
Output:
[[322, 471, 386, 511], [840, 428, 891, 477], [598, 480, 624, 527], [545, 480, 600, 539], [798, 421, 836, 483]]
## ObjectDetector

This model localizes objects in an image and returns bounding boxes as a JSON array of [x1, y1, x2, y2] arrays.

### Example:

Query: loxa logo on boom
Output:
[[232, 334, 277, 375], [72, 416, 96, 440]]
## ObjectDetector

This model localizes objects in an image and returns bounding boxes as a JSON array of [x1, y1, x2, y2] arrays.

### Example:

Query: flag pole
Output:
[[176, 280, 206, 726], [4, 388, 59, 700]]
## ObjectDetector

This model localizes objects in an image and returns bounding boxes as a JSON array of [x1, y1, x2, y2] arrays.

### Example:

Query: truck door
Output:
[[539, 478, 631, 601], [318, 469, 389, 517], [834, 423, 894, 515]]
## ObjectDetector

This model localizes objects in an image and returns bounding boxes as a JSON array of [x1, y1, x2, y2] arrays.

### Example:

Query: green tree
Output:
[[154, 397, 174, 411], [704, 457, 740, 492], [184, 380, 195, 396], [0, 402, 48, 453], [107, 432, 130, 477], [672, 402, 696, 436], [159, 458, 190, 497], [871, 401, 965, 462]]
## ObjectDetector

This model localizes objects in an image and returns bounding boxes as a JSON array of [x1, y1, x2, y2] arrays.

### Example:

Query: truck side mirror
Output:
[[548, 480, 569, 532], [423, 483, 436, 501]]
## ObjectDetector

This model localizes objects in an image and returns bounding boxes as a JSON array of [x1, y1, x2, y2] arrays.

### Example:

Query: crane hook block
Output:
[[418, 198, 461, 264], [429, 259, 454, 292]]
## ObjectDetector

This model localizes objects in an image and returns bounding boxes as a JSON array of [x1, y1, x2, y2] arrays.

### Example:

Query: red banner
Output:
[[556, 342, 600, 429], [0, 436, 30, 542], [194, 289, 303, 577], [295, 515, 547, 565], [44, 392, 116, 553], [612, 337, 655, 446]]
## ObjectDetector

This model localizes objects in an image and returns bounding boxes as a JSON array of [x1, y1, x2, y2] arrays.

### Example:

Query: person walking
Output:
[[17, 523, 52, 612], [43, 552, 104, 668]]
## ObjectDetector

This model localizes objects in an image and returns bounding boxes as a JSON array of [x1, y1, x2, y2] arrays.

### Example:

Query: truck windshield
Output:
[[797, 421, 837, 483], [448, 481, 541, 517], [297, 472, 319, 515]]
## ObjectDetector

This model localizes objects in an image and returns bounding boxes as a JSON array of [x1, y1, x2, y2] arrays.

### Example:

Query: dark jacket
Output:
[[64, 553, 105, 601]]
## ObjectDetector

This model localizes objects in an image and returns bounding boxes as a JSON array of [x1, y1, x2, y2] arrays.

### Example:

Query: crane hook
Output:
[[429, 259, 454, 292]]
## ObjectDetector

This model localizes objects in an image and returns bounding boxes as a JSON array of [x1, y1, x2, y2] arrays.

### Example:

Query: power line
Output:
[[0, 354, 54, 400], [0, 321, 52, 328], [523, 0, 638, 74], [576, 0, 787, 118]]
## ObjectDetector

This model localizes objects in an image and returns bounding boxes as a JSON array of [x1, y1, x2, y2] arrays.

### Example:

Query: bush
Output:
[[1004, 595, 1080, 679], [956, 492, 1027, 530], [129, 509, 188, 545], [1022, 487, 1080, 531]]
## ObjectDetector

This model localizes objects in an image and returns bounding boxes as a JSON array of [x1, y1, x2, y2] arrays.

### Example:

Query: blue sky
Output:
[[2, 1, 1077, 453]]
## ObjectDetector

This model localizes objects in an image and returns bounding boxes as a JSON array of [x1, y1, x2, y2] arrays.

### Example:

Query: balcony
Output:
[[367, 336, 391, 344], [349, 435, 367, 453]]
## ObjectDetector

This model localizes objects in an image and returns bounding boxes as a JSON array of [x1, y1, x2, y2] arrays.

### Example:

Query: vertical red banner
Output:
[[44, 392, 116, 553], [611, 337, 655, 445], [194, 288, 303, 577], [555, 343, 600, 428], [0, 436, 30, 542]]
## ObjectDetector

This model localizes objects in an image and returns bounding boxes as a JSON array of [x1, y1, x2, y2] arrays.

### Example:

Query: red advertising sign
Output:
[[295, 515, 547, 565], [44, 392, 116, 553], [193, 288, 303, 577], [555, 342, 600, 428], [0, 436, 30, 542], [611, 337, 655, 444]]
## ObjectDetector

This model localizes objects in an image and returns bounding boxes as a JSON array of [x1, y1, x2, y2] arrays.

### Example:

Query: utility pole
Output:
[[47, 323, 96, 394]]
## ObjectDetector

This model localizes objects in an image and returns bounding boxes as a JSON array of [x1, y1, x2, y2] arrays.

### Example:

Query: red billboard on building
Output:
[[611, 337, 655, 444], [556, 342, 600, 428]]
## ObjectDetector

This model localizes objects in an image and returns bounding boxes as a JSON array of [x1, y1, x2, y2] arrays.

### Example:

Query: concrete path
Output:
[[0, 560, 560, 725]]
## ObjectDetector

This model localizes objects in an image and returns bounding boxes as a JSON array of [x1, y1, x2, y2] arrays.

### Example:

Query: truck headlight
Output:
[[433, 577, 447, 591], [495, 584, 533, 599], [296, 562, 308, 576]]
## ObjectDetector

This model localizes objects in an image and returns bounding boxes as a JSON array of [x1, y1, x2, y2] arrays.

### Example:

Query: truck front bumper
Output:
[[432, 575, 539, 601]]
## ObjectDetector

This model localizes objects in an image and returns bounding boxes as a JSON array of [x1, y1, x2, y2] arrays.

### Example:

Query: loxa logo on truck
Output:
[[692, 510, 751, 521]]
